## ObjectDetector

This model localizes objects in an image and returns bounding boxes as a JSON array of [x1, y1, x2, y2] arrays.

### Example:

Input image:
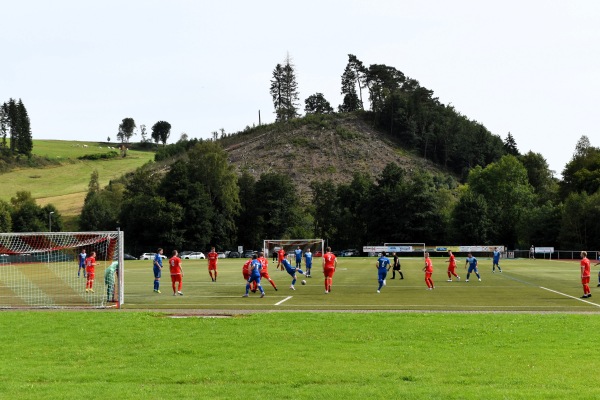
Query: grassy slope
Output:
[[1, 140, 154, 216]]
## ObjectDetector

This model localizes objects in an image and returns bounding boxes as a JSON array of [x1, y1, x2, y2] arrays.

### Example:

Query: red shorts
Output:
[[208, 265, 217, 271], [260, 271, 271, 280], [425, 272, 433, 279], [323, 268, 335, 278], [582, 276, 590, 285], [86, 272, 95, 280], [171, 274, 182, 284], [243, 272, 250, 280], [447, 265, 456, 273]]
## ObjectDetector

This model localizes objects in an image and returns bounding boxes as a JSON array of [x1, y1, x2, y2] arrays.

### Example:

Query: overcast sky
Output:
[[2, 0, 599, 177]]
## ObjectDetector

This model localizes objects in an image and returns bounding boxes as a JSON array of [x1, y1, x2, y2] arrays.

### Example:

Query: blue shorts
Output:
[[285, 266, 297, 277], [153, 266, 162, 279], [468, 266, 478, 274], [378, 270, 387, 281], [248, 274, 261, 284]]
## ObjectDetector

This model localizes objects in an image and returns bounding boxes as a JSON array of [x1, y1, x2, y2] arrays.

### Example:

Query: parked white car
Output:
[[183, 252, 206, 259], [140, 253, 167, 260]]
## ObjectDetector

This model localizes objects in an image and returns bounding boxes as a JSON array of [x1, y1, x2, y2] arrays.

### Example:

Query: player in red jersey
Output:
[[445, 250, 460, 282], [423, 252, 434, 290], [258, 251, 278, 291], [580, 251, 591, 298], [85, 251, 97, 292], [242, 258, 258, 292], [170, 250, 184, 296], [277, 248, 286, 271], [322, 247, 337, 293], [207, 247, 218, 282]]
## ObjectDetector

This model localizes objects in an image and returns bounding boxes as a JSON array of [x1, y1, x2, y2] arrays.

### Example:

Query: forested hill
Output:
[[219, 113, 451, 199]]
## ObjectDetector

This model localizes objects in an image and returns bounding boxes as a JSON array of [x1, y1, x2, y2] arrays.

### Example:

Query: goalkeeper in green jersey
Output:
[[104, 261, 119, 302]]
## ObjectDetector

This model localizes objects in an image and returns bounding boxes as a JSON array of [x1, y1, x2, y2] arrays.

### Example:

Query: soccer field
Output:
[[121, 256, 600, 312]]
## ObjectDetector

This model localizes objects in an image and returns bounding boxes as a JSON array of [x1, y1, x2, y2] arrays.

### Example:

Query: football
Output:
[[301, 280, 306, 285]]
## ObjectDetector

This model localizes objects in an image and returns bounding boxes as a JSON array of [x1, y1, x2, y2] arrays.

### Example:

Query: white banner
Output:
[[363, 246, 414, 253], [534, 247, 554, 253], [458, 245, 505, 252]]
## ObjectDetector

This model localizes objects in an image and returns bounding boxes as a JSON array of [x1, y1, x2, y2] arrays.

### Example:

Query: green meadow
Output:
[[2, 140, 155, 216], [1, 257, 599, 399]]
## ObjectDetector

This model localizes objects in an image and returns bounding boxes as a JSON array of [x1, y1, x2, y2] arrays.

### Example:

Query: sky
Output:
[[2, 0, 599, 177]]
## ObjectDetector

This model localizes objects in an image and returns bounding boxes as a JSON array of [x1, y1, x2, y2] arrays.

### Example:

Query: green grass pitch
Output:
[[121, 256, 599, 312], [1, 256, 599, 399]]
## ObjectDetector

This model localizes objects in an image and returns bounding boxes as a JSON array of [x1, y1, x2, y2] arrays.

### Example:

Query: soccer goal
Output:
[[263, 239, 325, 259], [384, 243, 426, 258], [0, 231, 124, 309]]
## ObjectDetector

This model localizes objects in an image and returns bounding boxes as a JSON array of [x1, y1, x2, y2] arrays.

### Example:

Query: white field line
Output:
[[275, 296, 293, 305], [539, 286, 600, 307]]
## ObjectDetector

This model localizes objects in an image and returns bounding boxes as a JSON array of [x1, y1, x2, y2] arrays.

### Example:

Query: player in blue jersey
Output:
[[294, 246, 303, 268], [78, 249, 87, 278], [281, 257, 305, 290], [243, 254, 265, 297], [492, 247, 502, 273], [464, 252, 481, 282], [153, 248, 164, 293], [376, 252, 391, 293], [304, 248, 313, 277]]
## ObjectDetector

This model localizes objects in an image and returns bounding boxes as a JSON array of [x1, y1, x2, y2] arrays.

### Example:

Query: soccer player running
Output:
[[464, 252, 482, 282], [207, 247, 218, 282], [169, 250, 184, 296], [294, 246, 303, 268], [322, 247, 337, 293], [258, 251, 278, 291], [376, 251, 390, 293], [153, 248, 164, 293], [85, 251, 96, 293], [446, 250, 460, 281], [492, 247, 503, 273], [281, 257, 304, 290], [304, 248, 313, 277], [423, 252, 434, 290], [580, 251, 592, 298], [243, 254, 265, 298], [78, 249, 87, 278], [390, 252, 403, 280]]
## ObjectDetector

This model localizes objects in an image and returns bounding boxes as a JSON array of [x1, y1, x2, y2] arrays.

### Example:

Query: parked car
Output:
[[179, 251, 193, 258], [183, 251, 206, 259], [227, 251, 241, 258], [341, 249, 359, 257], [140, 253, 166, 260], [242, 250, 256, 258], [114, 253, 137, 260], [217, 252, 227, 259]]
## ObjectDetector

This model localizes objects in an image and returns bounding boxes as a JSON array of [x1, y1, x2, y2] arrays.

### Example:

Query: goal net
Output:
[[263, 239, 325, 260], [0, 231, 124, 309]]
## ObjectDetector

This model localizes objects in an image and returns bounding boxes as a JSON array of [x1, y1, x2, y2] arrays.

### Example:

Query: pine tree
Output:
[[269, 54, 300, 122], [503, 132, 520, 156], [16, 99, 32, 156], [7, 98, 18, 154]]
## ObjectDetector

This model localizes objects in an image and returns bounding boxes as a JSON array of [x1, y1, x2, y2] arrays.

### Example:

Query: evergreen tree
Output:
[[339, 54, 365, 112], [269, 54, 300, 122], [7, 99, 18, 154], [0, 102, 8, 150], [16, 100, 32, 155], [503, 132, 519, 156]]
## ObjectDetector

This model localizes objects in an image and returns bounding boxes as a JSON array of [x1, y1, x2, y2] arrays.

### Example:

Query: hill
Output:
[[1, 140, 155, 221], [221, 113, 453, 199]]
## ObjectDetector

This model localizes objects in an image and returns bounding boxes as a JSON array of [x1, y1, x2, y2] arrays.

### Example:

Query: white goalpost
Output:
[[263, 238, 325, 260], [0, 231, 124, 309]]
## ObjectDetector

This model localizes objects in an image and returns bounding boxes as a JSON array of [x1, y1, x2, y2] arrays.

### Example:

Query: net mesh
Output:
[[0, 232, 123, 308], [264, 239, 324, 260]]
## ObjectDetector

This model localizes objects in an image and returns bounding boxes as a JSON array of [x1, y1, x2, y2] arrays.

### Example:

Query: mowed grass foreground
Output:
[[1, 311, 599, 399]]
